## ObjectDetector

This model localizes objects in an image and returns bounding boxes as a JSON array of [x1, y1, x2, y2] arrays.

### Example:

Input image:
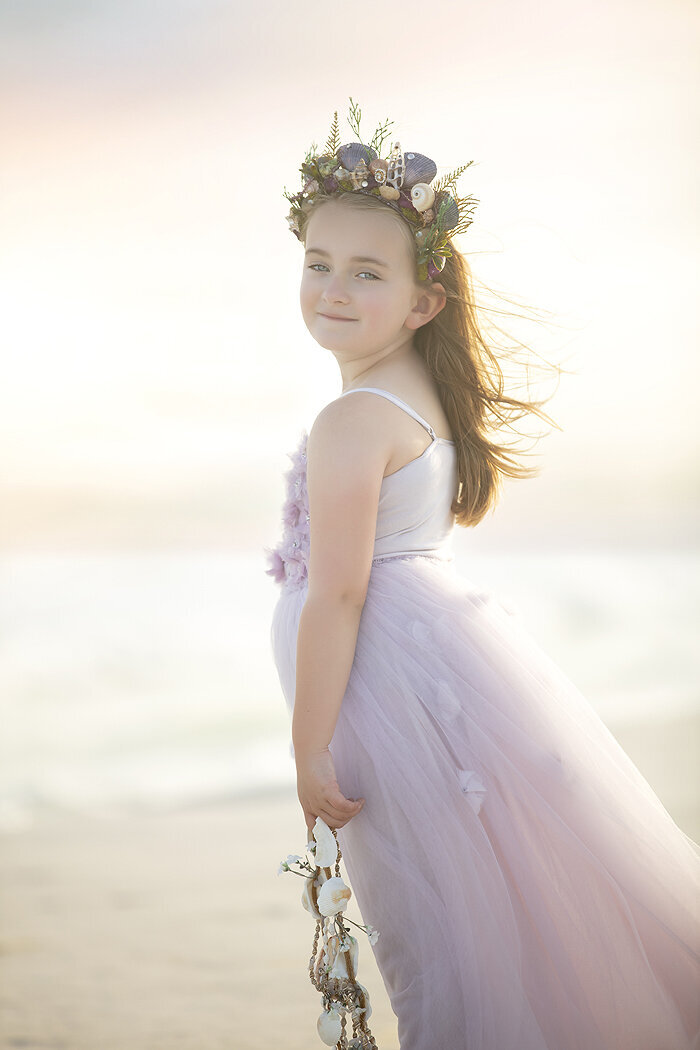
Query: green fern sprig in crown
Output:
[[284, 98, 479, 282], [324, 112, 340, 158]]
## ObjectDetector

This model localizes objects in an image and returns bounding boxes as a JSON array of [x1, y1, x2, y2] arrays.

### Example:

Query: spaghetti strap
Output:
[[339, 386, 436, 440]]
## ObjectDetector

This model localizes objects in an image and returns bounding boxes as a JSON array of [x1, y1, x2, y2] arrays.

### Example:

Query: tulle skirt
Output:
[[270, 553, 700, 1050]]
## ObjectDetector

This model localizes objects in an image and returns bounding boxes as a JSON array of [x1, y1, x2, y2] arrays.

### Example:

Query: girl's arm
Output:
[[293, 597, 366, 834], [293, 395, 392, 834]]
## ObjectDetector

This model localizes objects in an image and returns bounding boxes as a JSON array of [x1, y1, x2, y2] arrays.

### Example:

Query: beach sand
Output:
[[0, 791, 401, 1050], [0, 718, 697, 1050]]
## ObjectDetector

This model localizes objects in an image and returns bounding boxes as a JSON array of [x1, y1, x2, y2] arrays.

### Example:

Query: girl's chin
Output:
[[315, 338, 354, 352], [312, 327, 360, 346]]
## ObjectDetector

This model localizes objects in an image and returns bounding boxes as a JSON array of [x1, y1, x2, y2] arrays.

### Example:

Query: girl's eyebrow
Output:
[[305, 247, 389, 269]]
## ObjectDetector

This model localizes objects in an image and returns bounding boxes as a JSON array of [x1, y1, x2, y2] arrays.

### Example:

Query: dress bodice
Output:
[[265, 387, 459, 590]]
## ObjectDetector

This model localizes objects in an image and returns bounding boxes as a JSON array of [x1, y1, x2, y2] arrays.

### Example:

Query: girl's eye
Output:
[[307, 264, 379, 281]]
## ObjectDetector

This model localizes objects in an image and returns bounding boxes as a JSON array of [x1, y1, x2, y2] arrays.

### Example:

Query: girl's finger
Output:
[[323, 803, 357, 824], [319, 805, 363, 829], [329, 793, 365, 818], [302, 809, 316, 839], [318, 809, 345, 829], [330, 793, 364, 812], [309, 798, 364, 830]]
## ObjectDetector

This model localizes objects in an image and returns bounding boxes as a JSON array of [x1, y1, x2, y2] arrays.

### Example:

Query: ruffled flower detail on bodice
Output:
[[264, 430, 310, 590]]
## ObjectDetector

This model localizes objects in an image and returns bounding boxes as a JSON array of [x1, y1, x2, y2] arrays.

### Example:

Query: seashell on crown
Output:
[[283, 98, 479, 283]]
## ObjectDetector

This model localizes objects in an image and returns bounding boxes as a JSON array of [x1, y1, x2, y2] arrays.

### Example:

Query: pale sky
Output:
[[1, 0, 698, 549]]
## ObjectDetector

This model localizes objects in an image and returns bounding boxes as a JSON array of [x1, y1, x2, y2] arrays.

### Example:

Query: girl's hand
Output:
[[296, 747, 365, 836]]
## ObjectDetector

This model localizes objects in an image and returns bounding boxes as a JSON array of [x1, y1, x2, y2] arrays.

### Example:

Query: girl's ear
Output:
[[405, 282, 447, 330]]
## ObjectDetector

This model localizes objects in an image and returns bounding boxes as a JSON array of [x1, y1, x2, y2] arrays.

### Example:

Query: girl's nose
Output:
[[322, 276, 350, 303]]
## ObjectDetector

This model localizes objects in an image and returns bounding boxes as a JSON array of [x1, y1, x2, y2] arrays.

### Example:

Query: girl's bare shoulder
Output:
[[307, 393, 395, 477]]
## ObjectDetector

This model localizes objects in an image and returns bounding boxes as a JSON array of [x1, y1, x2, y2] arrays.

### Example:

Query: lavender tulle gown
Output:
[[265, 387, 700, 1050]]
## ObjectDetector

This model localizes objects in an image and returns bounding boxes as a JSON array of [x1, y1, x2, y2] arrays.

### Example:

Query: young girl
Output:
[[265, 105, 700, 1050]]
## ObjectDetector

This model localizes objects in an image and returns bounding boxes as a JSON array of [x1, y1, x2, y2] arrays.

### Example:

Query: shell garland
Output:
[[284, 97, 479, 282], [278, 816, 381, 1049]]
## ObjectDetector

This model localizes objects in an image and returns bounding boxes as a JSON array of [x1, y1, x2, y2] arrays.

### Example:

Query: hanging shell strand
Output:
[[303, 822, 379, 1049]]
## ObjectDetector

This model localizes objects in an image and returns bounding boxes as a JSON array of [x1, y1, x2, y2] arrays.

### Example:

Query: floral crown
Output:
[[284, 98, 479, 283]]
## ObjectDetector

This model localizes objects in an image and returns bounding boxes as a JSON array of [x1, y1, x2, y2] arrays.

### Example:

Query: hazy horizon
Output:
[[1, 0, 698, 553]]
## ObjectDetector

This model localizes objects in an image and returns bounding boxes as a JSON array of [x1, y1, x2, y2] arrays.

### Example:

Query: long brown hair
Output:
[[299, 192, 568, 528]]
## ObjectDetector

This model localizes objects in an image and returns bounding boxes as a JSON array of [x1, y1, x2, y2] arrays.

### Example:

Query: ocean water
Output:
[[0, 547, 698, 831]]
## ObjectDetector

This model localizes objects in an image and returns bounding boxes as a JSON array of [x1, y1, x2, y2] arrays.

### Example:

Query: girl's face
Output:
[[300, 199, 427, 359]]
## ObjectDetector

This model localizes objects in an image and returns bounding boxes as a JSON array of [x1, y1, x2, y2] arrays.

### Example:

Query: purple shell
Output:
[[402, 152, 437, 190], [436, 194, 460, 232], [337, 142, 378, 170]]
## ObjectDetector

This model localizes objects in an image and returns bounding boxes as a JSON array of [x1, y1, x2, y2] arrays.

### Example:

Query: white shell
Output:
[[326, 932, 359, 979], [317, 1007, 343, 1046], [352, 982, 372, 1022], [369, 158, 388, 185], [349, 158, 370, 189], [385, 141, 405, 189], [301, 878, 321, 919], [317, 876, 352, 916], [411, 183, 435, 212], [312, 817, 338, 868]]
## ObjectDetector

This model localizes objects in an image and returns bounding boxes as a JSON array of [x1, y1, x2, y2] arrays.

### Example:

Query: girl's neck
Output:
[[339, 339, 420, 392]]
